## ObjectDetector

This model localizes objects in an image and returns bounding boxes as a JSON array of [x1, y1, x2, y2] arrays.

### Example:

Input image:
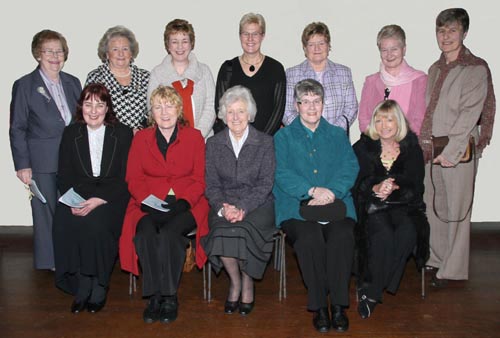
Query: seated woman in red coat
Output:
[[53, 83, 133, 314], [119, 86, 209, 324]]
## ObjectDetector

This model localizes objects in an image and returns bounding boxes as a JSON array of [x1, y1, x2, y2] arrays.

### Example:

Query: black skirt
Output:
[[53, 195, 128, 295]]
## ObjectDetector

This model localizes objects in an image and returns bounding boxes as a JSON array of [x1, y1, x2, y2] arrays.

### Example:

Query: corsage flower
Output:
[[37, 87, 51, 102]]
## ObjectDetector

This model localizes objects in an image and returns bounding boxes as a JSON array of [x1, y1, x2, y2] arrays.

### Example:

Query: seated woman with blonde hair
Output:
[[353, 99, 429, 319], [119, 85, 209, 324]]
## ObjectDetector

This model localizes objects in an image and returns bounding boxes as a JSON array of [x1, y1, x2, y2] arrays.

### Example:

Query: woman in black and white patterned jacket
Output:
[[86, 26, 150, 133]]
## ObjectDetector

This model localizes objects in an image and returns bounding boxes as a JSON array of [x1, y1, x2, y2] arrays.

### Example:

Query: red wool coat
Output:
[[119, 125, 209, 275]]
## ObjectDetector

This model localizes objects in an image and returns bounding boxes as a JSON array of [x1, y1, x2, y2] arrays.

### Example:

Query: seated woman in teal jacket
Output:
[[273, 79, 359, 334]]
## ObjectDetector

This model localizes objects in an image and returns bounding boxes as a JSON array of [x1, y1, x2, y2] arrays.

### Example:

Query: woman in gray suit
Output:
[[202, 85, 275, 316], [9, 29, 82, 270]]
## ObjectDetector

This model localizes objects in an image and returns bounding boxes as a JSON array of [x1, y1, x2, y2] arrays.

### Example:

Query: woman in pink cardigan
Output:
[[358, 25, 427, 135]]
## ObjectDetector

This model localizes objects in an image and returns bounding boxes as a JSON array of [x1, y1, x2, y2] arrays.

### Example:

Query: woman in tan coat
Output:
[[419, 8, 495, 286]]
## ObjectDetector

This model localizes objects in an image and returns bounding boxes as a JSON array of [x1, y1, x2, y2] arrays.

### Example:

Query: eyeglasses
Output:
[[298, 99, 322, 107], [384, 88, 391, 100], [41, 49, 65, 57], [240, 32, 262, 39]]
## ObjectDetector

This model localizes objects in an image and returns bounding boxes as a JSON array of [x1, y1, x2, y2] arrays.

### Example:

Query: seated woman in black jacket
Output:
[[352, 99, 429, 319], [53, 83, 133, 313]]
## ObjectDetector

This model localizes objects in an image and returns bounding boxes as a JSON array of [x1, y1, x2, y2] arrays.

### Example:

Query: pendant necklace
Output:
[[241, 54, 264, 72]]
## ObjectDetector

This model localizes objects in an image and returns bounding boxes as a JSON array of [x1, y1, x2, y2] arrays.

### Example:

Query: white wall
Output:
[[1, 0, 497, 225]]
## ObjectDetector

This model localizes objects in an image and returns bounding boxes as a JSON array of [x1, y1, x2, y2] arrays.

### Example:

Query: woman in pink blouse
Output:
[[358, 25, 427, 135]]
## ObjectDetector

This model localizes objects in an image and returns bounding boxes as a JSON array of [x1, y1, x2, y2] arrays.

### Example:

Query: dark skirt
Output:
[[201, 201, 275, 279], [53, 196, 128, 295]]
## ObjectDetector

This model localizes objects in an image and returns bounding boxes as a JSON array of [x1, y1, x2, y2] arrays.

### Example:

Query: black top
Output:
[[215, 56, 286, 135], [352, 131, 430, 275], [57, 122, 133, 203], [156, 125, 178, 159]]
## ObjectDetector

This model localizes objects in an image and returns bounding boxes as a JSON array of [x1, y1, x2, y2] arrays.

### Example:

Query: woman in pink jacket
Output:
[[358, 25, 427, 135]]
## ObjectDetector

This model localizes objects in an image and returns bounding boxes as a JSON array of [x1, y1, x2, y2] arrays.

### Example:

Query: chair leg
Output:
[[208, 261, 212, 302], [203, 263, 207, 300], [279, 231, 286, 301], [129, 272, 133, 296], [128, 272, 137, 296], [274, 233, 282, 271], [282, 233, 286, 299], [421, 267, 425, 299]]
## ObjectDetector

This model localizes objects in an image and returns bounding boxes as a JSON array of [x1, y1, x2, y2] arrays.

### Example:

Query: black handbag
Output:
[[365, 189, 413, 215], [299, 199, 346, 222]]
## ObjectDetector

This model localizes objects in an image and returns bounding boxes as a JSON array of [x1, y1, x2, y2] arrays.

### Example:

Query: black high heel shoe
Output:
[[239, 301, 254, 315], [239, 282, 255, 315], [224, 300, 239, 314], [87, 297, 107, 313], [71, 297, 89, 313]]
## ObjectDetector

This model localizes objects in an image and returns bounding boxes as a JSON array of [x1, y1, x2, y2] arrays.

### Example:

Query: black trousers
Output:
[[133, 211, 196, 297], [364, 207, 417, 301], [282, 218, 355, 311]]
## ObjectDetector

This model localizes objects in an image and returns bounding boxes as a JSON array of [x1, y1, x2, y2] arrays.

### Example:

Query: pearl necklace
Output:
[[241, 54, 264, 72], [112, 68, 131, 78]]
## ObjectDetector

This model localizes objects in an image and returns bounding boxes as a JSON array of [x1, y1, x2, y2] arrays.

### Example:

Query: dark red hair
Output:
[[75, 83, 118, 125]]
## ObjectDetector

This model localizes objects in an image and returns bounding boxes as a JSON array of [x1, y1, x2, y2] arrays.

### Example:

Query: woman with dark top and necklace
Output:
[[352, 99, 429, 319], [214, 13, 286, 135]]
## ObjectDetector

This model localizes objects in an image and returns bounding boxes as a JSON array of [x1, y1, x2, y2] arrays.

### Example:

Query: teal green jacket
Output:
[[273, 117, 359, 226]]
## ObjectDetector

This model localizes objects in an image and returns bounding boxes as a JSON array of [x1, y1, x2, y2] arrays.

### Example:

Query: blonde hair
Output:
[[239, 13, 266, 34], [148, 86, 187, 126], [366, 99, 408, 142]]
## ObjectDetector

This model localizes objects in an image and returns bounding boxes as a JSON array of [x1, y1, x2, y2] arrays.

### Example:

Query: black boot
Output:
[[160, 295, 178, 323], [331, 304, 349, 332], [312, 307, 330, 333]]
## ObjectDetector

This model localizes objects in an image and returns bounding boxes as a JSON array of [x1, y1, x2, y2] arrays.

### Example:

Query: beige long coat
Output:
[[424, 49, 488, 280]]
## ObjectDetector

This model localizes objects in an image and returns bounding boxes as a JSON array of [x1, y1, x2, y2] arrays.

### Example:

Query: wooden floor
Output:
[[1, 224, 499, 338]]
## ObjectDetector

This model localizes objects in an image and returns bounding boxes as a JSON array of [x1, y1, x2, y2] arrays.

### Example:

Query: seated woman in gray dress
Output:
[[53, 83, 133, 313], [202, 85, 275, 316]]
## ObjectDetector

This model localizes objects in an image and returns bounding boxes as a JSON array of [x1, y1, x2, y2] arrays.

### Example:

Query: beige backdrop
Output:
[[0, 0, 497, 225]]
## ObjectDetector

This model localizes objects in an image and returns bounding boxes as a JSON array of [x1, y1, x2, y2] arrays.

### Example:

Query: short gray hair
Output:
[[218, 85, 257, 124], [294, 79, 324, 103], [97, 25, 139, 62], [376, 24, 406, 49]]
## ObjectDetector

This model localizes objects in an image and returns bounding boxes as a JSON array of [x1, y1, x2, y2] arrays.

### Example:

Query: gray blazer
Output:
[[205, 125, 275, 214], [9, 67, 82, 173]]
